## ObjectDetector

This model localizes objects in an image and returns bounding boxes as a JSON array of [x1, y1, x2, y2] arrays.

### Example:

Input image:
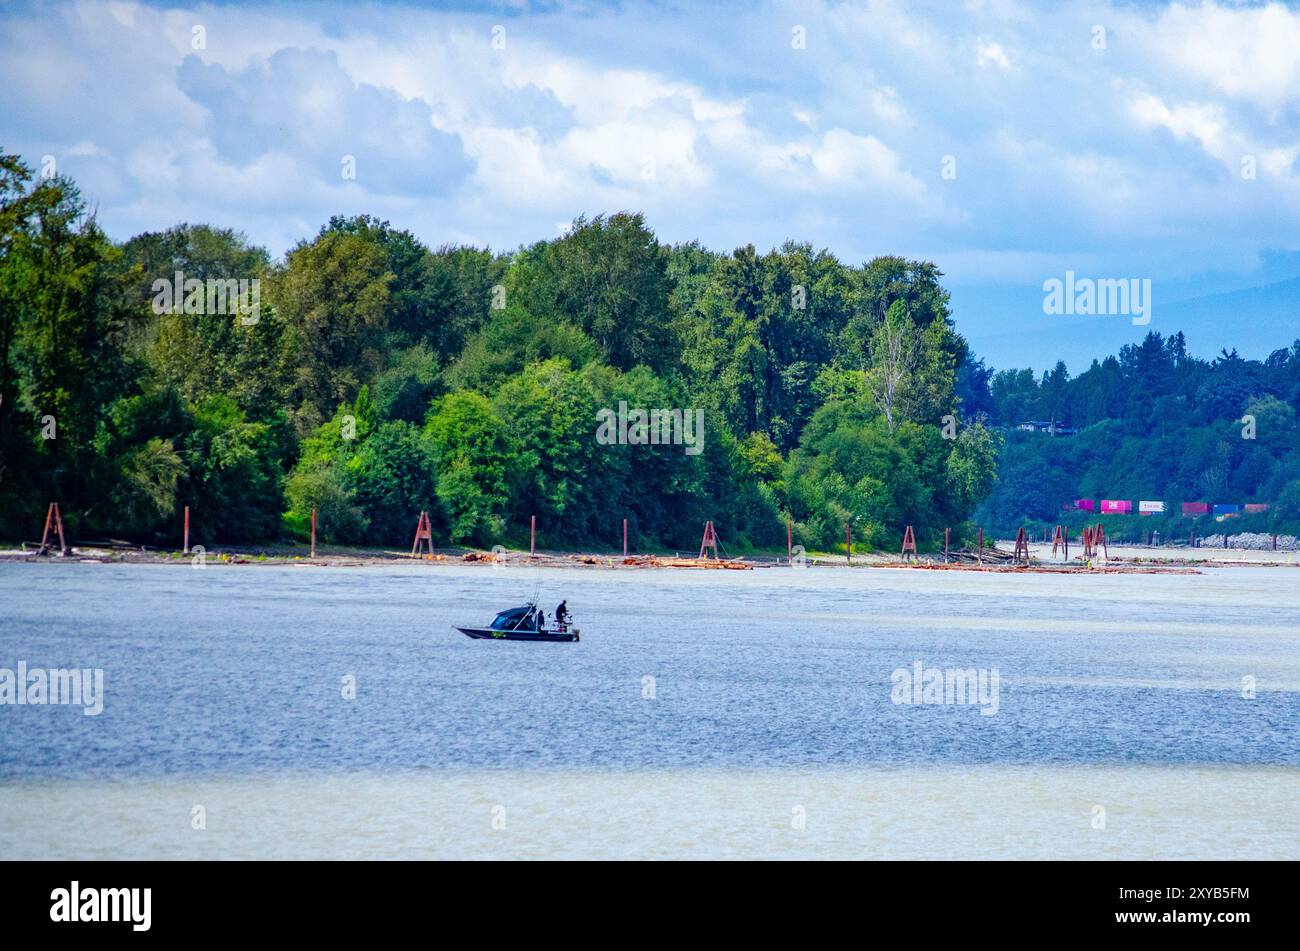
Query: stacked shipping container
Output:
[[1065, 500, 1269, 517]]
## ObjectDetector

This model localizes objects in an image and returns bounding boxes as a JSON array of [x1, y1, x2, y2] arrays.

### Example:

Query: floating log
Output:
[[945, 544, 1018, 566]]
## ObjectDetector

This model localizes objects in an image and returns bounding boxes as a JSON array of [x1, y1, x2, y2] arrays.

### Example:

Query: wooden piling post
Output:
[[411, 511, 434, 558], [977, 527, 983, 565], [40, 502, 53, 551], [900, 525, 917, 562], [530, 515, 536, 556], [623, 518, 628, 557], [845, 522, 851, 563], [39, 502, 68, 555], [699, 521, 719, 559], [183, 505, 190, 554], [944, 527, 950, 561], [787, 520, 793, 562], [1013, 527, 1029, 564], [310, 507, 317, 559]]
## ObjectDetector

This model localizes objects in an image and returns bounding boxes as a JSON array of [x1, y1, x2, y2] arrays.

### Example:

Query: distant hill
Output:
[[958, 277, 1300, 372]]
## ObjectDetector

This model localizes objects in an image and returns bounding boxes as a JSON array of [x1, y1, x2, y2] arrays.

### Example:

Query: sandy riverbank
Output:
[[3, 539, 1298, 572]]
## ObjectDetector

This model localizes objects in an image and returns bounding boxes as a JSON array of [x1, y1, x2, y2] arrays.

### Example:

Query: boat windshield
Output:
[[491, 607, 534, 630]]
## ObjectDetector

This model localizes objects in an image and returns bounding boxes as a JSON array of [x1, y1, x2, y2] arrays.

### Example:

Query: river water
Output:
[[1, 561, 1297, 858]]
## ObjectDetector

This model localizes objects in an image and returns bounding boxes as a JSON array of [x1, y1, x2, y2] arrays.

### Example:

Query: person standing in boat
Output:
[[555, 601, 569, 631], [535, 608, 545, 631]]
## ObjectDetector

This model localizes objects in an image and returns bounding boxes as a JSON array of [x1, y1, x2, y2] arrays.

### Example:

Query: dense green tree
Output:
[[445, 301, 600, 394], [493, 358, 598, 533], [372, 343, 441, 424], [783, 395, 995, 550], [0, 152, 141, 537], [955, 355, 994, 420], [121, 225, 295, 424], [180, 396, 288, 543], [315, 215, 506, 361], [425, 392, 511, 544], [284, 389, 379, 543], [347, 420, 439, 546], [271, 228, 392, 429], [0, 154, 1044, 549], [947, 421, 1003, 516], [507, 213, 674, 372], [991, 368, 1040, 423]]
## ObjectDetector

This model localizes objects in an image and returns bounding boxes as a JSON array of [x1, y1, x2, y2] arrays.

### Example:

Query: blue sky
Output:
[[2, 0, 1298, 369]]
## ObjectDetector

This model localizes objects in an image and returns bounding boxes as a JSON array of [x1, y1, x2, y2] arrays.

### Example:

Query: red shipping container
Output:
[[1073, 499, 1095, 512], [1100, 500, 1132, 514], [1245, 503, 1269, 514], [1182, 502, 1209, 516]]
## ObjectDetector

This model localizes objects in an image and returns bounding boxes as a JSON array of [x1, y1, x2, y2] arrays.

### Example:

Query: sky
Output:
[[2, 0, 1298, 370]]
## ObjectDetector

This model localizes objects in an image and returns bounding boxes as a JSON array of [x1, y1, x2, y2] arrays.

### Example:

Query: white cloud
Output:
[[976, 41, 1012, 71], [0, 0, 1295, 305], [870, 86, 909, 124], [1144, 1, 1300, 112], [1130, 92, 1300, 182], [810, 129, 920, 192], [1131, 95, 1231, 160]]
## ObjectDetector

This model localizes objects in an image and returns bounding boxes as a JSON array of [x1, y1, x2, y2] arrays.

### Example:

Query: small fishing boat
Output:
[[456, 603, 580, 642]]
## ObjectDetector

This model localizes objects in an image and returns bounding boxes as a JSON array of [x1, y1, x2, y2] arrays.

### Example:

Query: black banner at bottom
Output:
[[0, 860, 1283, 939]]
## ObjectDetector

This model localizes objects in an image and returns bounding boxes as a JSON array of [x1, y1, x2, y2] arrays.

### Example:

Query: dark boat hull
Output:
[[457, 627, 579, 642]]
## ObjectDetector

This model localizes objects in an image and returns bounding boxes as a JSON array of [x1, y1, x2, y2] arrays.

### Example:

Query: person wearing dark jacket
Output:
[[555, 601, 569, 628]]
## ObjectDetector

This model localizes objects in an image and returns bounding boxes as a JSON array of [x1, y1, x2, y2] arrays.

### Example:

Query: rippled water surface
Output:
[[3, 561, 1298, 776], [2, 561, 1297, 858]]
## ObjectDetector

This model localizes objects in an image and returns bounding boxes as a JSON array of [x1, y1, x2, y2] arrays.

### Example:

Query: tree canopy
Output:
[[27, 147, 1297, 553]]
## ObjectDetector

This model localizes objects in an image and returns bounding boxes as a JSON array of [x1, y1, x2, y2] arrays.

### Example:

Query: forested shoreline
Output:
[[969, 332, 1300, 540], [2, 149, 1298, 553]]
